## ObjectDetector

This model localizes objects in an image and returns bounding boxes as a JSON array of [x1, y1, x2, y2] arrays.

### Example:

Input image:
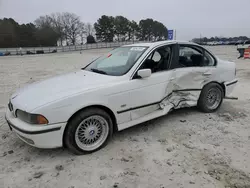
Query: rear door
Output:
[[168, 44, 216, 107]]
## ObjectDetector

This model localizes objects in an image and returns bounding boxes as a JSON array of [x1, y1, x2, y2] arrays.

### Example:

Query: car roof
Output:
[[124, 40, 200, 48]]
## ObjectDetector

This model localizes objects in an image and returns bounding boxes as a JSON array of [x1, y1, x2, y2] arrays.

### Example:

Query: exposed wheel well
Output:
[[63, 105, 118, 148]]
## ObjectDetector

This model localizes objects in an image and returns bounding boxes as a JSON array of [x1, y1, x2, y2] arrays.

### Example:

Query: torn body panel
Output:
[[160, 90, 201, 110], [130, 68, 204, 121], [129, 89, 201, 122], [160, 67, 204, 110]]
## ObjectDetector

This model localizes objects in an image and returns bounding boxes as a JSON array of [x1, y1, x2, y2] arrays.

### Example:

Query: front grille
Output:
[[8, 101, 13, 111]]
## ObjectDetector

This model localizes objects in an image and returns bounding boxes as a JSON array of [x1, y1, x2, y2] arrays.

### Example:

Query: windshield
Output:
[[84, 46, 148, 76]]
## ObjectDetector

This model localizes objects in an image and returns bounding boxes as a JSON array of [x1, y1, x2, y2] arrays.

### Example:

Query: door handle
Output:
[[203, 71, 212, 76]]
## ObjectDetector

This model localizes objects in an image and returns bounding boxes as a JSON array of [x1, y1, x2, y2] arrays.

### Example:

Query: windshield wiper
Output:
[[90, 68, 107, 75]]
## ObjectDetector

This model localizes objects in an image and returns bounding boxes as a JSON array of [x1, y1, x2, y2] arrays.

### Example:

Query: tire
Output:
[[64, 107, 113, 155], [198, 83, 224, 113]]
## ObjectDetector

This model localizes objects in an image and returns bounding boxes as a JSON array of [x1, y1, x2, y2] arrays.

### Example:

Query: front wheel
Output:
[[198, 83, 224, 113], [64, 108, 113, 155]]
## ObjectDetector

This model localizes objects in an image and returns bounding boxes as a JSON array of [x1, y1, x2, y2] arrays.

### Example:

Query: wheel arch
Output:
[[197, 81, 225, 113], [201, 81, 225, 96], [62, 105, 118, 148]]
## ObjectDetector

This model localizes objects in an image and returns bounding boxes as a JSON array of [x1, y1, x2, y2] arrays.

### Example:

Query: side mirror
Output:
[[137, 69, 152, 79]]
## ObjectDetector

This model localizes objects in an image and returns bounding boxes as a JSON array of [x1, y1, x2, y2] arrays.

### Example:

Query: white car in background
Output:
[[5, 40, 238, 154]]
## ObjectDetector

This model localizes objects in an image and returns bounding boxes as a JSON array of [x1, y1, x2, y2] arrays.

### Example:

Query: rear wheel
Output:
[[198, 83, 224, 113], [64, 108, 113, 155]]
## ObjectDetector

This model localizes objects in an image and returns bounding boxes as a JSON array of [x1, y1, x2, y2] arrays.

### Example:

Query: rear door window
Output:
[[178, 46, 203, 67]]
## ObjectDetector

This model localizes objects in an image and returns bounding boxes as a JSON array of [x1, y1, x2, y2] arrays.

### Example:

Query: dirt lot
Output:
[[0, 46, 250, 188]]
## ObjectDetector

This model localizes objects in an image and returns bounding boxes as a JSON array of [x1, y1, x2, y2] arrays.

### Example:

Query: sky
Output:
[[0, 0, 249, 40]]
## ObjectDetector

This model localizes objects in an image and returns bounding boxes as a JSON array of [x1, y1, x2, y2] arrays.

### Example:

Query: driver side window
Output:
[[139, 45, 172, 73]]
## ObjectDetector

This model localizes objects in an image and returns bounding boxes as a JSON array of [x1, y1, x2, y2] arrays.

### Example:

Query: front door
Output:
[[128, 44, 176, 120]]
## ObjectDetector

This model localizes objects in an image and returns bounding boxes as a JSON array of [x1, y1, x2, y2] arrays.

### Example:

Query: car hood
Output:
[[11, 70, 117, 112]]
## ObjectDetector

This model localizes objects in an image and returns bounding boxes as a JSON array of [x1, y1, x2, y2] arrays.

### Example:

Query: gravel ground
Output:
[[0, 46, 250, 188]]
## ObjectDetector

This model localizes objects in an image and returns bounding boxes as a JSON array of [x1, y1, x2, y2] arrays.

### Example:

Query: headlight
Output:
[[16, 110, 49, 125]]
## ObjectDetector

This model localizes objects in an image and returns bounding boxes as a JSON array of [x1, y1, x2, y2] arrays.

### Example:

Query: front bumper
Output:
[[5, 109, 67, 149]]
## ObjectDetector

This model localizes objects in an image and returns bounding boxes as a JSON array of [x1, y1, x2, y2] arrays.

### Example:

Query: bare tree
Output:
[[85, 22, 94, 36], [34, 12, 92, 46], [61, 12, 84, 45], [35, 15, 53, 28], [35, 14, 66, 46], [50, 13, 65, 46], [79, 23, 87, 45]]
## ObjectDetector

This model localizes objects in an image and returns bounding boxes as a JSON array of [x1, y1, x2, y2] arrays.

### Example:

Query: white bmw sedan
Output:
[[5, 40, 238, 154]]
